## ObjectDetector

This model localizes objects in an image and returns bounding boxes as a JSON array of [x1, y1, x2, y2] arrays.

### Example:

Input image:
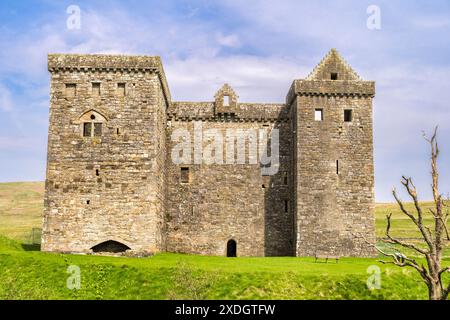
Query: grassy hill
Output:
[[0, 182, 448, 300], [0, 182, 44, 242]]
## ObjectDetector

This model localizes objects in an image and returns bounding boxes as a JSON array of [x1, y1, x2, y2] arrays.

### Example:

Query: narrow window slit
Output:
[[180, 167, 190, 184]]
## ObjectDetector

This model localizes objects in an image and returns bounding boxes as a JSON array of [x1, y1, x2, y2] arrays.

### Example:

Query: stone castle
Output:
[[41, 49, 376, 257]]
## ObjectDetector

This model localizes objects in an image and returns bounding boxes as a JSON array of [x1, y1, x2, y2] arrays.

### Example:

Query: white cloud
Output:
[[216, 33, 241, 48], [0, 1, 450, 201], [165, 55, 306, 102]]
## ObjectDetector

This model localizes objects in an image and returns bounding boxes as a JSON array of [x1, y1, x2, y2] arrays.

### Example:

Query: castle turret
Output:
[[42, 54, 170, 254], [287, 49, 376, 257]]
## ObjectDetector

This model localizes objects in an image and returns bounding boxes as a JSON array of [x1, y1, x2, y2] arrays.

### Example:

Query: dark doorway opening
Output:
[[227, 239, 237, 257], [91, 240, 131, 253]]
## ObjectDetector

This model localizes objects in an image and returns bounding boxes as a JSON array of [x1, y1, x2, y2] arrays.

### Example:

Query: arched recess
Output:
[[91, 240, 131, 253], [79, 109, 109, 121], [226, 239, 237, 257], [79, 109, 108, 137]]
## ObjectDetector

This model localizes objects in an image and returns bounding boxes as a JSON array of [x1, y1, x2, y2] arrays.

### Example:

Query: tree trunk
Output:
[[429, 283, 442, 300]]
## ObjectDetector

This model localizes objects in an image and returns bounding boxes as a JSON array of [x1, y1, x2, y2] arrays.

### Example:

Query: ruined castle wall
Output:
[[293, 81, 376, 257], [42, 55, 168, 254], [165, 103, 294, 256]]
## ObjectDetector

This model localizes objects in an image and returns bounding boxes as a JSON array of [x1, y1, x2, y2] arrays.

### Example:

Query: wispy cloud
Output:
[[0, 0, 450, 200], [216, 33, 241, 48]]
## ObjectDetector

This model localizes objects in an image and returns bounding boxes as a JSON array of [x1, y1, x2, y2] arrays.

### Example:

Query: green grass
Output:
[[0, 236, 441, 300], [375, 201, 449, 239], [0, 182, 448, 300], [0, 182, 44, 242]]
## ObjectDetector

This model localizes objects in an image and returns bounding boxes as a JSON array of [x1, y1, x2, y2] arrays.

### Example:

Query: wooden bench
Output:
[[314, 254, 340, 263]]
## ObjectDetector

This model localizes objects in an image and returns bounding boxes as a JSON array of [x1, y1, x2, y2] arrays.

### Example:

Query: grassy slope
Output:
[[0, 236, 434, 300], [0, 182, 44, 242], [0, 182, 448, 300], [375, 202, 443, 238]]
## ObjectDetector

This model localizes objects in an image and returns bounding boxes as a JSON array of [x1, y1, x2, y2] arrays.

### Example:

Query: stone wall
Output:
[[165, 101, 294, 257], [42, 54, 168, 254], [290, 49, 376, 257], [293, 93, 376, 257]]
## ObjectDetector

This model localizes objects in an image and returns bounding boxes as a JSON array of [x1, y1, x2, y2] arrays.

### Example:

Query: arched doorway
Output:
[[227, 239, 237, 257], [91, 240, 131, 253]]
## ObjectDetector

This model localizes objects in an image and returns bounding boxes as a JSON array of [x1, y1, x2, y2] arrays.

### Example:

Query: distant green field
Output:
[[0, 182, 44, 242], [0, 182, 448, 300]]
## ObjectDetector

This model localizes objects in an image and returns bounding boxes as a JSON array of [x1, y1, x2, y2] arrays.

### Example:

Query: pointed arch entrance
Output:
[[226, 239, 237, 257]]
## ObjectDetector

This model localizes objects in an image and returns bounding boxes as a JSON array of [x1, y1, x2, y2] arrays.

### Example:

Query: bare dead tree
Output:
[[377, 127, 450, 300]]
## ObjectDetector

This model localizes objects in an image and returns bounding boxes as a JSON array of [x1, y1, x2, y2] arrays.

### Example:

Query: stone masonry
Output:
[[42, 49, 376, 257]]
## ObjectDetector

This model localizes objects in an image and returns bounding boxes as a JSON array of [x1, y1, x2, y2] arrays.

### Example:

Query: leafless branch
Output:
[[385, 127, 449, 300], [383, 213, 428, 255]]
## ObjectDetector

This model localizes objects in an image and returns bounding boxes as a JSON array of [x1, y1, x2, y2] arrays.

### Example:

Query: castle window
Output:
[[284, 200, 289, 213], [336, 160, 340, 175], [83, 122, 102, 137], [314, 109, 323, 121], [223, 95, 230, 107], [344, 109, 353, 122], [95, 169, 100, 176], [283, 172, 288, 186], [80, 110, 107, 138], [180, 167, 190, 184], [117, 83, 126, 97], [92, 83, 100, 96], [94, 123, 102, 137], [83, 123, 92, 137], [331, 73, 338, 80], [65, 83, 76, 97]]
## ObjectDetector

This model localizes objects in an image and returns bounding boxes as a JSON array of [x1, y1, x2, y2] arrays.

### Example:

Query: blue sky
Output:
[[1, 0, 450, 202]]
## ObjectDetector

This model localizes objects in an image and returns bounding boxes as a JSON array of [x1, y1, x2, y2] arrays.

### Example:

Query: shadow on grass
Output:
[[21, 244, 41, 251]]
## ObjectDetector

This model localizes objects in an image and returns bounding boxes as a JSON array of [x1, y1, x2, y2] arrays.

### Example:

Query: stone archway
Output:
[[226, 239, 237, 257], [91, 240, 131, 253]]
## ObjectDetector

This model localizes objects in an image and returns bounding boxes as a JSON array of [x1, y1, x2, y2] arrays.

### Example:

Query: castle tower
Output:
[[287, 49, 376, 257], [42, 55, 170, 254]]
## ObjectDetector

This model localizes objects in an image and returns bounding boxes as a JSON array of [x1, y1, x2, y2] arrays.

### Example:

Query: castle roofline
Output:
[[307, 48, 362, 81], [285, 49, 375, 104], [286, 79, 375, 105], [48, 53, 171, 107]]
